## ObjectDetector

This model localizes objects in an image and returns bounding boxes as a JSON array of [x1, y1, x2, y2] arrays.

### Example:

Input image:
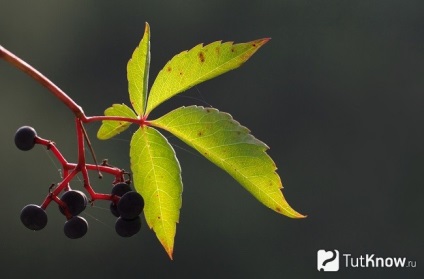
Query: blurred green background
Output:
[[1, 1, 423, 278]]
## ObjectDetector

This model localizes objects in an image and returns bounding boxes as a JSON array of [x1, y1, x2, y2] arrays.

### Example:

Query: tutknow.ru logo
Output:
[[317, 249, 417, 272]]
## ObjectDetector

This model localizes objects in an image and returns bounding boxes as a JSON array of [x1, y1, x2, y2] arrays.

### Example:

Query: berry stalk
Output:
[[5, 45, 146, 239]]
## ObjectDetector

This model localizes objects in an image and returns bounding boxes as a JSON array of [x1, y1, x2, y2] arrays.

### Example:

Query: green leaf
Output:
[[127, 22, 150, 116], [97, 104, 137, 140], [145, 38, 270, 115], [152, 106, 304, 218], [130, 126, 183, 259]]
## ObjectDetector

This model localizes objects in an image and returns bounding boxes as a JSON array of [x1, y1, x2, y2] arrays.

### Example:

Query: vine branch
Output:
[[0, 44, 143, 125], [0, 45, 85, 117]]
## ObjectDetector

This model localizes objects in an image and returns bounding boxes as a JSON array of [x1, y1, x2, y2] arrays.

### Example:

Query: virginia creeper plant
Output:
[[1, 22, 305, 259]]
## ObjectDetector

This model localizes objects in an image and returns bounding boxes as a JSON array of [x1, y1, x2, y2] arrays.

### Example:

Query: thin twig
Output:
[[79, 120, 103, 178]]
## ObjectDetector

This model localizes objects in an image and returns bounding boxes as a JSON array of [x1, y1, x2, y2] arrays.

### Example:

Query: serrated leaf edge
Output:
[[151, 105, 305, 218]]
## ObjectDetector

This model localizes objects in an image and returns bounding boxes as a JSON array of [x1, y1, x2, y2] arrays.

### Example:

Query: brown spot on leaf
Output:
[[205, 108, 211, 113], [167, 66, 172, 72], [275, 206, 282, 213], [198, 52, 205, 63], [231, 47, 235, 52], [252, 43, 257, 47], [215, 47, 220, 55], [179, 71, 183, 76], [197, 131, 203, 137]]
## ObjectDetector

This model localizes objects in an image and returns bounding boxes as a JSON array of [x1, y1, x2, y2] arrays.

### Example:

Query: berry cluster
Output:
[[15, 125, 144, 238]]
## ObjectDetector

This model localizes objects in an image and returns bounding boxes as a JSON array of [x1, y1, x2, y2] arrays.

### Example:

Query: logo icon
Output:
[[317, 249, 339, 272]]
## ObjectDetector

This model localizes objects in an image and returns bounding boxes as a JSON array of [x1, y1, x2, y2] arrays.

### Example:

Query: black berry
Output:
[[110, 182, 132, 217], [110, 203, 120, 218], [112, 182, 132, 197], [59, 190, 88, 216], [117, 191, 144, 220], [20, 204, 48, 231], [64, 216, 88, 239], [115, 216, 141, 237], [14, 126, 37, 151]]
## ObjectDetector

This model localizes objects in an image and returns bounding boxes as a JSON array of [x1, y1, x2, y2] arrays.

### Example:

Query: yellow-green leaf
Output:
[[145, 38, 270, 115], [130, 126, 183, 259], [97, 104, 137, 140], [152, 106, 304, 218], [127, 22, 150, 116]]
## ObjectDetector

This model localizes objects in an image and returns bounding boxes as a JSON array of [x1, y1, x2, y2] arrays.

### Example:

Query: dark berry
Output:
[[117, 191, 144, 220], [110, 203, 120, 217], [14, 126, 37, 151], [112, 182, 132, 197], [20, 204, 48, 231], [59, 190, 88, 216], [110, 182, 132, 217], [115, 216, 141, 237], [64, 216, 88, 239]]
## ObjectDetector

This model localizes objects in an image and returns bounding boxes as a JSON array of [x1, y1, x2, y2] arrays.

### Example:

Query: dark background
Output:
[[1, 1, 423, 278]]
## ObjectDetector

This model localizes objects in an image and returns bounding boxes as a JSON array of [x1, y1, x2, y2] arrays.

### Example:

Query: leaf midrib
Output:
[[152, 121, 282, 207], [147, 42, 258, 114], [140, 128, 171, 241]]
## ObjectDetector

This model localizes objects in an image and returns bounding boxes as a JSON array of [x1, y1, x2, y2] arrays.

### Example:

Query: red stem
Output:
[[76, 119, 114, 201], [37, 120, 126, 209], [40, 168, 79, 209], [1, 44, 150, 127], [35, 138, 69, 166], [0, 45, 85, 118], [82, 115, 150, 126], [2, 45, 131, 209], [76, 119, 85, 166], [36, 137, 123, 176]]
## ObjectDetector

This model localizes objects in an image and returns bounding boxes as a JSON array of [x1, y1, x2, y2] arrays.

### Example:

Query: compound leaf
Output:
[[97, 104, 137, 140], [130, 126, 183, 259], [128, 22, 150, 116], [152, 106, 304, 218], [97, 25, 304, 260], [145, 38, 270, 115]]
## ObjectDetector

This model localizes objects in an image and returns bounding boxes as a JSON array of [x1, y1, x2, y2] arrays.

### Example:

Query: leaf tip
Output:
[[275, 203, 306, 219], [158, 238, 175, 260], [144, 21, 150, 32], [252, 37, 271, 48], [167, 248, 174, 260], [96, 132, 107, 140]]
